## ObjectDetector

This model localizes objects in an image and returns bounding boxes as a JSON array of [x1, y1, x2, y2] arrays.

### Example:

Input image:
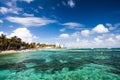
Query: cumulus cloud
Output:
[[106, 37, 115, 44], [6, 16, 56, 27], [47, 23, 120, 48], [59, 33, 69, 38], [68, 0, 75, 8], [56, 32, 120, 48], [63, 40, 91, 48], [71, 31, 81, 37], [92, 24, 109, 33], [63, 35, 120, 48], [94, 37, 102, 43], [81, 30, 90, 37], [58, 24, 120, 48], [0, 7, 22, 14], [93, 34, 119, 47], [7, 28, 36, 43]]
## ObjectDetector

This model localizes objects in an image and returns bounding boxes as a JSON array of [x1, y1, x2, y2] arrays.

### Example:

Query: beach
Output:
[[0, 50, 33, 54], [0, 48, 62, 55]]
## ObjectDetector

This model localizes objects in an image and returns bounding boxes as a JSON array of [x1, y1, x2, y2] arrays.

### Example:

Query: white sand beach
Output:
[[0, 48, 62, 55]]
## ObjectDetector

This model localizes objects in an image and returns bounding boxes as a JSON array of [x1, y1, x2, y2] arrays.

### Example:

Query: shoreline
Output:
[[1, 48, 119, 55], [0, 48, 62, 55]]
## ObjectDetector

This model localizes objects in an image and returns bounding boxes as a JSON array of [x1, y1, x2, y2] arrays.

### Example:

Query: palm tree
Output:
[[29, 43, 36, 48], [6, 36, 22, 50], [6, 38, 11, 50], [11, 36, 22, 50], [0, 34, 7, 50], [0, 34, 60, 51]]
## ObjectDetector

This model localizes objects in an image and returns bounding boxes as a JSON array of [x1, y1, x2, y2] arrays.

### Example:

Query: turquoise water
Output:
[[0, 48, 120, 80]]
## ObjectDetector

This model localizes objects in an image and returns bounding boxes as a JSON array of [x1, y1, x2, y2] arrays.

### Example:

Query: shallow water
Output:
[[0, 48, 120, 80]]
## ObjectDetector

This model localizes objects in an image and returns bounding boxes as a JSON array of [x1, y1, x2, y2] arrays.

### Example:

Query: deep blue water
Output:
[[0, 48, 120, 80]]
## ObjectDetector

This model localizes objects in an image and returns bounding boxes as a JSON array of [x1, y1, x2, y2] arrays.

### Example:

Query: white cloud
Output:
[[93, 34, 119, 47], [23, 13, 34, 17], [59, 33, 69, 38], [6, 2, 13, 7], [94, 37, 102, 43], [6, 1, 16, 7], [0, 7, 9, 14], [76, 38, 80, 42], [71, 30, 90, 37], [81, 30, 90, 37], [0, 19, 3, 23], [92, 24, 109, 33], [8, 28, 36, 43], [61, 22, 84, 31], [6, 16, 56, 27], [56, 24, 120, 48], [116, 35, 120, 40], [68, 0, 75, 8], [106, 23, 113, 30], [106, 23, 120, 30], [71, 31, 81, 37], [37, 33, 120, 48], [0, 7, 22, 14], [106, 37, 116, 44], [0, 31, 8, 36], [0, 1, 22, 15], [62, 22, 83, 29], [106, 23, 112, 27], [22, 0, 34, 3], [56, 33, 120, 48], [63, 40, 91, 48], [60, 28, 66, 32]]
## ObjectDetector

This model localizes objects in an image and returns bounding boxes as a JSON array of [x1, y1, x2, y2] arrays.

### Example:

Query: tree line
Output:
[[0, 34, 60, 51]]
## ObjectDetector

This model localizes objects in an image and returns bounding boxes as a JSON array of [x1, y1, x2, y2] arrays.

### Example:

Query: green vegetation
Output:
[[0, 34, 61, 51]]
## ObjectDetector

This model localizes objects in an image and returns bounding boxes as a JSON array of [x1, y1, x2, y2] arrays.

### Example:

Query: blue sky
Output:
[[0, 0, 120, 48]]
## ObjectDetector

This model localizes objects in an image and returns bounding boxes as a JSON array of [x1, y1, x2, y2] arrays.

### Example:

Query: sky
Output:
[[0, 0, 120, 48]]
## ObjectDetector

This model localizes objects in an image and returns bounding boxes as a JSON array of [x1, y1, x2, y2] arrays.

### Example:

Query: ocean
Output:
[[0, 48, 120, 80]]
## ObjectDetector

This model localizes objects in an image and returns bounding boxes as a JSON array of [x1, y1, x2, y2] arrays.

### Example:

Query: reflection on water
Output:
[[0, 49, 120, 80]]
